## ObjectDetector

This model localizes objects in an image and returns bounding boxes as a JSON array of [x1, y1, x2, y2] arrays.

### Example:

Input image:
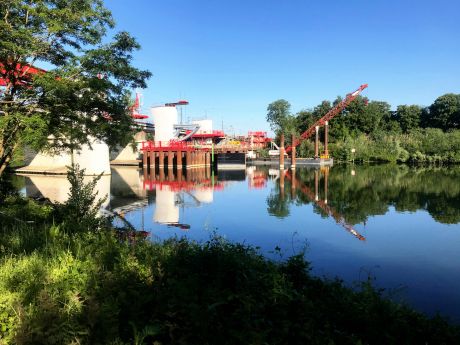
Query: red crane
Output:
[[130, 92, 149, 119], [285, 84, 368, 153]]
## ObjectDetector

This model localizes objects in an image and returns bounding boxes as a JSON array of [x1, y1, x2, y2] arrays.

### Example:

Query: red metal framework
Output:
[[186, 130, 225, 138], [0, 63, 46, 86], [165, 100, 189, 107], [143, 179, 225, 192], [285, 84, 368, 153], [130, 92, 149, 119], [141, 140, 207, 152]]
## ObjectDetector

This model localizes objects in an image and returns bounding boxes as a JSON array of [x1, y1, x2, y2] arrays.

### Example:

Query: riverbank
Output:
[[0, 192, 459, 344]]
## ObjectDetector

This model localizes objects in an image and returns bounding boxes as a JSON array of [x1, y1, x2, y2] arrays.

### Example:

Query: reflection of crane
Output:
[[285, 170, 366, 241], [285, 84, 368, 154]]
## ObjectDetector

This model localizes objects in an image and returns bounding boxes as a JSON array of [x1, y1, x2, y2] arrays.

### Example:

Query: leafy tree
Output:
[[0, 0, 151, 175], [427, 93, 460, 130], [266, 99, 292, 136], [295, 109, 316, 134], [395, 105, 422, 133]]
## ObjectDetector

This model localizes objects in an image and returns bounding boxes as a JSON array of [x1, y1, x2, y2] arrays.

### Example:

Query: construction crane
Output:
[[130, 92, 149, 120], [285, 84, 368, 154]]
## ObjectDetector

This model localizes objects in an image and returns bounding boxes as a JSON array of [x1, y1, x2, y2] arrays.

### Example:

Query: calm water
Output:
[[17, 164, 460, 322]]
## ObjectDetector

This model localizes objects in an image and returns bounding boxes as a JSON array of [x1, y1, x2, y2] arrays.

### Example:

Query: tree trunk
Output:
[[0, 154, 11, 176]]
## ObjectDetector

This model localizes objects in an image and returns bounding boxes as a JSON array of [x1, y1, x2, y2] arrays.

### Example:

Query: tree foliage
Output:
[[395, 105, 422, 133], [266, 92, 460, 160], [266, 99, 292, 135], [426, 93, 460, 130], [0, 0, 151, 175]]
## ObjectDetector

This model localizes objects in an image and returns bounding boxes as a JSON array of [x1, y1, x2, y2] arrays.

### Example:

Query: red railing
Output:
[[185, 130, 225, 138], [141, 140, 203, 151], [248, 131, 267, 137]]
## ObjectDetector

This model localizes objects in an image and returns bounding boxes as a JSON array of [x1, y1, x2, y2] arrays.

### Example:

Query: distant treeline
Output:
[[267, 93, 460, 163]]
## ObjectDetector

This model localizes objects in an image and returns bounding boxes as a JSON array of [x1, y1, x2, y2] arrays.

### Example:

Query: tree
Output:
[[266, 99, 291, 135], [0, 0, 151, 175], [427, 93, 460, 130], [395, 105, 422, 133]]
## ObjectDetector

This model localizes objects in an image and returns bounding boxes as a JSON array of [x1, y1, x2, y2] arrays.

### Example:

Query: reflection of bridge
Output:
[[114, 166, 232, 229], [283, 168, 366, 241]]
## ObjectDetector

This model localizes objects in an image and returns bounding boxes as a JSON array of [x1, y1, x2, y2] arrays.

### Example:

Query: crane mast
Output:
[[285, 84, 368, 154]]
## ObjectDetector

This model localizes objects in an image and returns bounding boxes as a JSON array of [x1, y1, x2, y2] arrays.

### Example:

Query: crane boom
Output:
[[285, 84, 368, 153]]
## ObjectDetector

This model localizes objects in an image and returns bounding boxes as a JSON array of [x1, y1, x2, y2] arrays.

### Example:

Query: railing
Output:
[[141, 140, 199, 151], [184, 130, 225, 137], [248, 131, 267, 137]]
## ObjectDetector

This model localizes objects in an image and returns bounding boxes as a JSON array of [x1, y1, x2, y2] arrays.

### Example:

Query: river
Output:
[[15, 164, 460, 322]]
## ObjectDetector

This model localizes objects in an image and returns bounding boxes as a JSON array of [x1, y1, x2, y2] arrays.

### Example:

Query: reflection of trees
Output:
[[326, 165, 460, 225], [266, 165, 460, 225], [266, 177, 293, 218]]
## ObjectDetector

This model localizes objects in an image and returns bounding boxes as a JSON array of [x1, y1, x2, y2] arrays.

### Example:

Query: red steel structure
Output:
[[285, 84, 368, 153], [130, 92, 149, 119], [0, 63, 46, 86]]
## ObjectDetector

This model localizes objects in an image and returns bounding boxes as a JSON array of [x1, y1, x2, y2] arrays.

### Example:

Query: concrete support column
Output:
[[159, 151, 164, 168], [186, 151, 191, 169], [279, 133, 285, 169], [291, 133, 296, 169], [167, 151, 174, 168], [177, 151, 183, 169], [315, 126, 319, 159], [324, 121, 329, 158]]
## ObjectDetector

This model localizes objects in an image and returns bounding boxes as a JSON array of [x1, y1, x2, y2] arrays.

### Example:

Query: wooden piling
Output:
[[279, 133, 285, 169], [159, 151, 164, 168]]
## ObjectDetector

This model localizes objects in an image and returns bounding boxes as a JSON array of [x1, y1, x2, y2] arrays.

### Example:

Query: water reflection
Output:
[[17, 165, 460, 228], [20, 173, 110, 207], [265, 164, 460, 226], [111, 167, 232, 230]]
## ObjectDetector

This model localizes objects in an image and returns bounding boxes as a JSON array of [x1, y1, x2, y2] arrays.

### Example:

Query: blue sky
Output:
[[106, 0, 459, 135]]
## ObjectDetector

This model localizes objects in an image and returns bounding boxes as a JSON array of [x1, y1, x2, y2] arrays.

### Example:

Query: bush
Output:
[[53, 164, 108, 233]]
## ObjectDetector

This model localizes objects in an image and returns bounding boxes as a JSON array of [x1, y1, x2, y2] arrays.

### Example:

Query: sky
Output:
[[106, 0, 460, 135]]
